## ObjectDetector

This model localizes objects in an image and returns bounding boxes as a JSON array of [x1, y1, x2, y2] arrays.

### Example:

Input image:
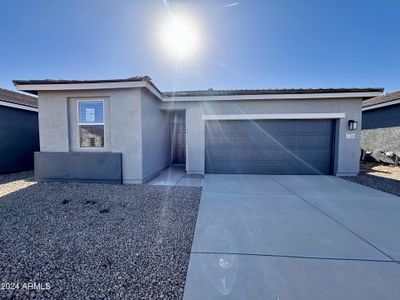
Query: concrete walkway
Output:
[[184, 174, 400, 300], [147, 165, 203, 187]]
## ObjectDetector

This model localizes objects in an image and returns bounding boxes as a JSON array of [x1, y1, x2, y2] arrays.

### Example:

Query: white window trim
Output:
[[77, 99, 105, 149], [202, 113, 346, 120]]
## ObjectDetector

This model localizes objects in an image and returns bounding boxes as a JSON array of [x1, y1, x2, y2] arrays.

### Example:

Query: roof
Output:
[[164, 87, 384, 97], [13, 76, 163, 96], [363, 90, 400, 108], [0, 87, 38, 108], [13, 76, 150, 86], [13, 76, 383, 101]]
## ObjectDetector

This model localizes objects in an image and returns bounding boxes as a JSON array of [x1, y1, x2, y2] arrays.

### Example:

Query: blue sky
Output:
[[1, 0, 399, 93]]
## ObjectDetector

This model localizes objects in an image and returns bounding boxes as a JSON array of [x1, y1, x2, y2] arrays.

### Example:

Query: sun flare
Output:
[[161, 16, 199, 58]]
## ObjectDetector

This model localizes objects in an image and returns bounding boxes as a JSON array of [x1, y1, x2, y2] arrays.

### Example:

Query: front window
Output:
[[78, 100, 104, 148]]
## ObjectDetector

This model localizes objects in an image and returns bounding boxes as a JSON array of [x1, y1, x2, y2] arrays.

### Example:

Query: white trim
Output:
[[202, 113, 346, 120], [77, 99, 105, 149], [163, 92, 381, 102], [0, 100, 38, 112], [144, 82, 163, 99], [362, 99, 400, 111]]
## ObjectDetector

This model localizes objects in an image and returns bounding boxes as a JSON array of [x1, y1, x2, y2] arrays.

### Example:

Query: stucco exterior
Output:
[[38, 89, 144, 183], [141, 89, 172, 181], [20, 78, 376, 183], [160, 98, 362, 176]]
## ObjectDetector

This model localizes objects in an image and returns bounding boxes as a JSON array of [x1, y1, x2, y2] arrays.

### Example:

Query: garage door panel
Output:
[[235, 136, 277, 148], [297, 149, 332, 163], [205, 121, 237, 134], [296, 119, 333, 132], [206, 161, 332, 175], [298, 135, 332, 148], [206, 149, 236, 161], [235, 149, 267, 161], [205, 136, 236, 148], [266, 149, 299, 161], [271, 135, 298, 148], [258, 120, 299, 132], [205, 119, 334, 175]]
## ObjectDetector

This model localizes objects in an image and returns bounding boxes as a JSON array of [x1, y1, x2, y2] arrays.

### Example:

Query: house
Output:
[[0, 88, 39, 174], [362, 90, 400, 164], [13, 77, 382, 184]]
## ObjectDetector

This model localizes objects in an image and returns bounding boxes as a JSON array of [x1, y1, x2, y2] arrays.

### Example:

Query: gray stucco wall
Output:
[[361, 104, 400, 155], [141, 89, 171, 181], [0, 106, 39, 174], [35, 152, 122, 183], [37, 88, 363, 181], [160, 98, 362, 176], [38, 89, 143, 184]]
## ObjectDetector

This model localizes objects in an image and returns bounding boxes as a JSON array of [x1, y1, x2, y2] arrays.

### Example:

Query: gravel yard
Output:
[[0, 172, 201, 299], [344, 162, 400, 197]]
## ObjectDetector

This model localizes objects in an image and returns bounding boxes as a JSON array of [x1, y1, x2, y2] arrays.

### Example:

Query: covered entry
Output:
[[171, 110, 186, 165], [205, 119, 335, 175]]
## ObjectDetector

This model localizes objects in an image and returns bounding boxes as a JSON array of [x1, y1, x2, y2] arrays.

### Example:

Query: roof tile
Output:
[[0, 88, 38, 108]]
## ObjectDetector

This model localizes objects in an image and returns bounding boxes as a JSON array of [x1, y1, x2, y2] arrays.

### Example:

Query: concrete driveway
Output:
[[184, 175, 400, 300]]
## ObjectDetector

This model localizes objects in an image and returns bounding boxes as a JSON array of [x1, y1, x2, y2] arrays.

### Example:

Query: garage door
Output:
[[205, 119, 335, 175]]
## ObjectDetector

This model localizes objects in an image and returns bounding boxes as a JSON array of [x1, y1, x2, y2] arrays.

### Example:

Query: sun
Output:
[[161, 16, 199, 58]]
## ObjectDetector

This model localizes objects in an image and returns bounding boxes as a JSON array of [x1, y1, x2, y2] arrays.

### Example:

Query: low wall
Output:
[[35, 152, 122, 184]]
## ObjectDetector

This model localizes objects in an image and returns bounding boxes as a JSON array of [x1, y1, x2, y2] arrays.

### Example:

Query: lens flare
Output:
[[161, 15, 199, 58]]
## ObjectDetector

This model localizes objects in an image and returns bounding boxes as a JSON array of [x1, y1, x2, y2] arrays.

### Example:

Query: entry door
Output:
[[205, 119, 335, 175], [172, 112, 186, 164]]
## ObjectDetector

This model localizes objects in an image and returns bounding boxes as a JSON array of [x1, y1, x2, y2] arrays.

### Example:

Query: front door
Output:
[[172, 111, 186, 164]]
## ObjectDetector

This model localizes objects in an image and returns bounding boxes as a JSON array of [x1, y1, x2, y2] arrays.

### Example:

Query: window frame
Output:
[[77, 99, 105, 149]]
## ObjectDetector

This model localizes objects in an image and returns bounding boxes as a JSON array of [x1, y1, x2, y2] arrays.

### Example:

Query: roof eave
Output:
[[162, 91, 382, 102], [362, 99, 400, 111], [14, 80, 163, 100]]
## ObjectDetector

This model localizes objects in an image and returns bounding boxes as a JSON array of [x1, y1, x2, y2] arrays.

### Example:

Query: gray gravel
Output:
[[344, 162, 400, 197], [0, 177, 201, 299]]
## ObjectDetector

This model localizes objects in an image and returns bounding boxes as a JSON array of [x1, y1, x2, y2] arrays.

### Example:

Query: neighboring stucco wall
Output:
[[362, 127, 400, 155], [38, 89, 143, 183], [160, 98, 362, 176], [362, 104, 400, 155], [141, 89, 171, 180], [0, 106, 39, 174]]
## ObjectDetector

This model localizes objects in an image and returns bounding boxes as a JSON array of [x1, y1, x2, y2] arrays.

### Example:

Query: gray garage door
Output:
[[205, 119, 335, 175]]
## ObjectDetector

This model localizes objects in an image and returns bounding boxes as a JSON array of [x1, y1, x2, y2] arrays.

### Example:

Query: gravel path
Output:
[[0, 176, 201, 299], [344, 162, 400, 197]]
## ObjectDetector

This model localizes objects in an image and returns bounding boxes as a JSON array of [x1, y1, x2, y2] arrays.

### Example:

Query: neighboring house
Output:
[[0, 88, 39, 174], [362, 91, 400, 164], [14, 77, 382, 184]]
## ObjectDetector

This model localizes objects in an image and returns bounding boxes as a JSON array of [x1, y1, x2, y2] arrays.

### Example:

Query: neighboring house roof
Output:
[[0, 87, 38, 111], [362, 90, 400, 111], [13, 76, 383, 101]]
